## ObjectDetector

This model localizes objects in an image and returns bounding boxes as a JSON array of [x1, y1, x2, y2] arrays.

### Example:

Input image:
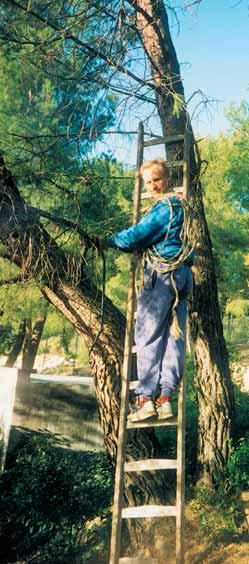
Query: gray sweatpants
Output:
[[134, 263, 193, 398]]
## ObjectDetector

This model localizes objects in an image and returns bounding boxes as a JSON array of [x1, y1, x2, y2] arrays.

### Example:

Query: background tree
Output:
[[200, 122, 249, 316]]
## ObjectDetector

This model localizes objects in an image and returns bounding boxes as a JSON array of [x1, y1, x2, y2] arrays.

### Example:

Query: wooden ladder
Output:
[[109, 123, 190, 564]]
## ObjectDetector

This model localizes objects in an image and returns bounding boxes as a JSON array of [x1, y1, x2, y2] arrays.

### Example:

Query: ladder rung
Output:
[[127, 417, 177, 429], [141, 187, 185, 200], [124, 459, 177, 472], [119, 558, 159, 564], [144, 134, 185, 147], [167, 160, 184, 167], [129, 379, 139, 390], [122, 505, 177, 519], [131, 345, 137, 353]]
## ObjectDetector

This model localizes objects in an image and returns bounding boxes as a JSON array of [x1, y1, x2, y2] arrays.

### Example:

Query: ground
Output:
[[184, 506, 249, 564]]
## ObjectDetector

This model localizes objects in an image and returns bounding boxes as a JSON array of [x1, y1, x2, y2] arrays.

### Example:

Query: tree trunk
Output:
[[135, 0, 234, 483], [0, 156, 172, 521], [21, 310, 47, 373], [5, 319, 27, 367]]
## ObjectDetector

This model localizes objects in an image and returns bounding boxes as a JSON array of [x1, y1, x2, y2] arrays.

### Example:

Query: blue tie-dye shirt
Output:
[[107, 197, 193, 264]]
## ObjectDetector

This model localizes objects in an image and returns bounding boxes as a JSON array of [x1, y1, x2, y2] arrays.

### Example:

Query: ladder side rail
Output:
[[176, 336, 187, 564], [144, 133, 185, 147], [109, 259, 138, 564], [183, 130, 190, 198], [109, 122, 144, 564], [133, 122, 144, 223], [176, 130, 190, 563]]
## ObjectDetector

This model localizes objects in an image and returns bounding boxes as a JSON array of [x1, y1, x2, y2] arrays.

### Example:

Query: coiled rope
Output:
[[143, 197, 193, 339]]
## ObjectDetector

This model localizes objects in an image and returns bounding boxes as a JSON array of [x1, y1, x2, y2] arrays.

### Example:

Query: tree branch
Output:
[[0, 275, 28, 285], [30, 206, 87, 237], [4, 0, 158, 95]]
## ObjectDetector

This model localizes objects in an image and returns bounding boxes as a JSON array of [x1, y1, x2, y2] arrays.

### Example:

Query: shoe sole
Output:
[[157, 410, 174, 419], [127, 412, 157, 423]]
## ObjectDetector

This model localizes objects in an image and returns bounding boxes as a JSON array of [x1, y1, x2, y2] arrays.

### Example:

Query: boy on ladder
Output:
[[105, 159, 193, 423]]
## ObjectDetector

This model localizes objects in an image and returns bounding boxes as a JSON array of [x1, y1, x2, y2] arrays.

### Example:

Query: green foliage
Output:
[[0, 273, 45, 328], [78, 518, 111, 564], [188, 375, 249, 538], [105, 254, 130, 312], [223, 315, 249, 343], [225, 299, 249, 318], [226, 102, 249, 210], [201, 112, 249, 312], [0, 433, 113, 563], [190, 484, 240, 538], [226, 435, 249, 491], [0, 324, 15, 355], [0, 3, 116, 178], [233, 379, 249, 440]]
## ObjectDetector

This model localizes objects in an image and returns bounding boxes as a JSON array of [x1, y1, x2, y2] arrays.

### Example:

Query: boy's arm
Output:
[[106, 202, 171, 252]]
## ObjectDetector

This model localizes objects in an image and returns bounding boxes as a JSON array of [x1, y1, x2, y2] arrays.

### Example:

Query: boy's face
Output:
[[142, 166, 168, 196]]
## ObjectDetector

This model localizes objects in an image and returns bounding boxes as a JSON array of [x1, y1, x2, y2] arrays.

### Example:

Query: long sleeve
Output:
[[106, 201, 172, 252]]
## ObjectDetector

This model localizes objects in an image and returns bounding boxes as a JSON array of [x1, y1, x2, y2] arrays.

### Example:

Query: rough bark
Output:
[[21, 310, 48, 372], [0, 156, 171, 520], [5, 319, 27, 367], [135, 0, 234, 482]]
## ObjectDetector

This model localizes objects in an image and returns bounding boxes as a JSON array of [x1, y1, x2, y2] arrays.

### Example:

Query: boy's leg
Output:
[[159, 299, 188, 397], [134, 267, 174, 398], [129, 268, 174, 422], [154, 299, 187, 420], [158, 265, 193, 414]]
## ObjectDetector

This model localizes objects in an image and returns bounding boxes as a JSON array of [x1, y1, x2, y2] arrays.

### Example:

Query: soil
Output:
[[184, 506, 249, 564], [83, 505, 249, 564]]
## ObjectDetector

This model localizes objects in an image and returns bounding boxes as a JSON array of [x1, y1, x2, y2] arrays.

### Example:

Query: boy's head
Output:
[[140, 160, 169, 196]]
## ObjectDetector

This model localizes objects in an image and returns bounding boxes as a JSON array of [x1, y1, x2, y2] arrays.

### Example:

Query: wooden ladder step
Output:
[[166, 160, 184, 167], [119, 558, 159, 564], [122, 504, 177, 519], [124, 459, 177, 472], [127, 417, 177, 429], [144, 134, 185, 147], [141, 186, 185, 200], [129, 379, 139, 390]]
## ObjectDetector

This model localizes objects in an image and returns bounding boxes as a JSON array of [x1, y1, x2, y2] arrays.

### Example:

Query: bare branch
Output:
[[30, 205, 87, 237], [3, 0, 158, 95], [0, 275, 28, 285]]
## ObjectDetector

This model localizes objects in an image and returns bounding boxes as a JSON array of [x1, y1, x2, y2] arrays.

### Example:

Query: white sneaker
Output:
[[127, 399, 157, 422], [156, 400, 173, 419]]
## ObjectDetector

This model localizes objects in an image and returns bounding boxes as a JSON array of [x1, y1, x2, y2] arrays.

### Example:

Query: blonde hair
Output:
[[140, 159, 169, 179]]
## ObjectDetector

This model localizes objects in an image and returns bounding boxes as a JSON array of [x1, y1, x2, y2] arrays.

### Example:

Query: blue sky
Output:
[[96, 0, 249, 164], [173, 0, 249, 136]]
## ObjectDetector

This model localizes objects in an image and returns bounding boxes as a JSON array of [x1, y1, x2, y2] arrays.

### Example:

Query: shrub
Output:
[[190, 484, 239, 538], [0, 432, 113, 563], [226, 435, 249, 491]]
